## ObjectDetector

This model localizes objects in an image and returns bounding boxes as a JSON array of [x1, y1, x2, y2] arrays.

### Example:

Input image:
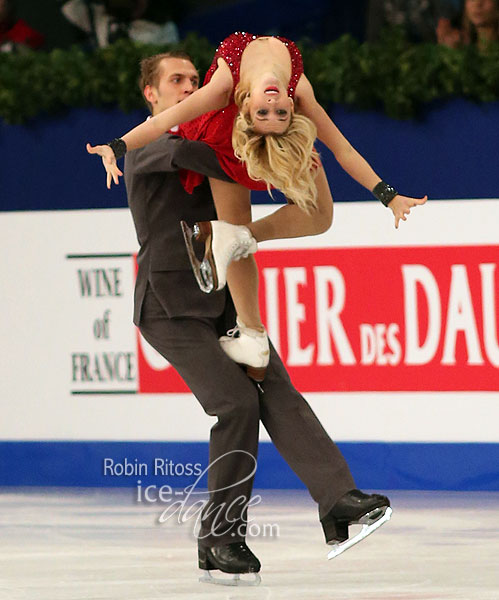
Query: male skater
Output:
[[118, 50, 390, 586]]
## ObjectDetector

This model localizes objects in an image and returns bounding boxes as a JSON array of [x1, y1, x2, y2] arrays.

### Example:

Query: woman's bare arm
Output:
[[123, 60, 233, 151], [295, 74, 381, 189], [87, 59, 233, 187], [295, 74, 427, 227]]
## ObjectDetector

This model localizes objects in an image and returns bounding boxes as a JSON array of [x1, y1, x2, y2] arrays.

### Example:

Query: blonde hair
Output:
[[233, 82, 320, 214]]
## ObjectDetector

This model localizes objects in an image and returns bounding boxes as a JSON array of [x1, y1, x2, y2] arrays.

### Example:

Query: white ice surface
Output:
[[0, 488, 498, 600]]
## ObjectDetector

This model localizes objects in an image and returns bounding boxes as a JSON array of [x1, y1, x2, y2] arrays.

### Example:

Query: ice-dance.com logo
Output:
[[135, 450, 280, 540]]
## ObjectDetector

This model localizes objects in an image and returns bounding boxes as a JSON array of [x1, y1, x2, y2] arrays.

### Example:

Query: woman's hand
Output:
[[389, 194, 428, 228], [86, 143, 123, 189]]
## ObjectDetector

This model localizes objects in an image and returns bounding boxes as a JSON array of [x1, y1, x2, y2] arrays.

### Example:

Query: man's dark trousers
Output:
[[139, 284, 355, 547]]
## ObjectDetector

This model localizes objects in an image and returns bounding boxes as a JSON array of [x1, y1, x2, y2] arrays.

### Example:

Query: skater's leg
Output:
[[248, 166, 334, 241], [208, 178, 262, 330], [205, 179, 269, 381], [139, 285, 260, 546], [206, 168, 333, 325], [259, 344, 356, 519], [260, 344, 392, 552], [191, 173, 333, 380]]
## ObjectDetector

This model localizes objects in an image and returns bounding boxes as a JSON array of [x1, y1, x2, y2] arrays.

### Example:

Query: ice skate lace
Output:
[[229, 235, 253, 261], [225, 325, 241, 338]]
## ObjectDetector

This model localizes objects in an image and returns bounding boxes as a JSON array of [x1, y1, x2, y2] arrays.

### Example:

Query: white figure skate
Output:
[[219, 319, 270, 382], [181, 220, 257, 293]]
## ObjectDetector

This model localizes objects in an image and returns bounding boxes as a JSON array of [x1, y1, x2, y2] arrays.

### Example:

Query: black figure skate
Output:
[[321, 489, 392, 559], [198, 541, 261, 586]]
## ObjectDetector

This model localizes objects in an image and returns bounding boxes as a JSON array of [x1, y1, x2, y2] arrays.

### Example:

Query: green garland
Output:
[[1, 30, 499, 124]]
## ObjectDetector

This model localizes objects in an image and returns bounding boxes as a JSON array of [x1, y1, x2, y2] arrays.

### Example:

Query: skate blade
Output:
[[180, 221, 214, 294], [327, 506, 392, 560], [199, 570, 261, 586]]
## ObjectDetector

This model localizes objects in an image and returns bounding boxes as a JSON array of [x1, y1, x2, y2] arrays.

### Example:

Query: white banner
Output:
[[1, 200, 498, 443]]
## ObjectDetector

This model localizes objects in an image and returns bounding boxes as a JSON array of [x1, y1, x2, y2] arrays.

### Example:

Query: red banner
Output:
[[137, 245, 499, 392]]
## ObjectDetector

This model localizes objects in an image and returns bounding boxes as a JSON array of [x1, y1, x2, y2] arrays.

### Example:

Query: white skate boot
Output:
[[181, 220, 257, 293], [219, 319, 270, 382]]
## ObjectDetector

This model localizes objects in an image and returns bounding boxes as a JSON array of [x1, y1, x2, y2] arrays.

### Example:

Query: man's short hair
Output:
[[139, 51, 195, 111]]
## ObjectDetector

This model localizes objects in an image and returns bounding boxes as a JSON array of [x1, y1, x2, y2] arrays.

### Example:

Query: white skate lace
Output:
[[230, 237, 253, 262], [225, 326, 241, 338]]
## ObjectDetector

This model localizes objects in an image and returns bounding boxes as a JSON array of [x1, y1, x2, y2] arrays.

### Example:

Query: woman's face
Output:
[[465, 0, 498, 27], [247, 75, 293, 135]]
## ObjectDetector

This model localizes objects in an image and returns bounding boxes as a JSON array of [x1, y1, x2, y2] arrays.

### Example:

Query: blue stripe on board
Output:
[[2, 100, 499, 211], [0, 441, 497, 491]]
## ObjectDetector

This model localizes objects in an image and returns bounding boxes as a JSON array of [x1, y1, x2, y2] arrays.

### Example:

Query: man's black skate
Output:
[[198, 541, 261, 586], [321, 489, 392, 559]]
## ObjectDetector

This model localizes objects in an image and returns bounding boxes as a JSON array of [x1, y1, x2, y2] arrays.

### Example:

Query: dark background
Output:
[[1, 99, 498, 211]]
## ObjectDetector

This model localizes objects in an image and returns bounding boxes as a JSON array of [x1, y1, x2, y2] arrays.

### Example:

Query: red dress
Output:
[[179, 31, 304, 193]]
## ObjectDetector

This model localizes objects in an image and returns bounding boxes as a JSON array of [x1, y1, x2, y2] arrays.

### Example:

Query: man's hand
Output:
[[389, 194, 428, 229], [86, 143, 123, 189]]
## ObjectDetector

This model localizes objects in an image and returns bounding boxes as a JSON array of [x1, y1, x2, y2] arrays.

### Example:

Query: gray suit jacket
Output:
[[124, 134, 233, 325]]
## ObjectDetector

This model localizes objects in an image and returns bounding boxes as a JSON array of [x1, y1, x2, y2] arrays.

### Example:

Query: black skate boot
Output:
[[321, 489, 392, 559], [198, 541, 261, 586]]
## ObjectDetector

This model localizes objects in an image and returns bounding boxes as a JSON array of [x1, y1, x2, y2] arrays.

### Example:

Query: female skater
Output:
[[87, 31, 427, 381]]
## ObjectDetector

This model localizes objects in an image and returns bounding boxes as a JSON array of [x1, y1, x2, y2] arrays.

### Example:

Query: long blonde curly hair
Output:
[[232, 82, 320, 214]]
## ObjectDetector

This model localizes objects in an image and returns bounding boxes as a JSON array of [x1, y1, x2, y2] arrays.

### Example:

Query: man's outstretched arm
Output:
[[130, 134, 233, 183]]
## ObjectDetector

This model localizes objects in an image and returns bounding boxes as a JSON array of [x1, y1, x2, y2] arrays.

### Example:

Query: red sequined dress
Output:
[[178, 31, 304, 193]]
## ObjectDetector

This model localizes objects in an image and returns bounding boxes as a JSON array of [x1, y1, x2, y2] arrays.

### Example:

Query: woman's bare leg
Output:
[[208, 167, 332, 329], [248, 166, 333, 242], [209, 178, 263, 330]]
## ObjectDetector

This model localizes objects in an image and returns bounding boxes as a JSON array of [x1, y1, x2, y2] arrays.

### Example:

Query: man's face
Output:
[[146, 58, 199, 115]]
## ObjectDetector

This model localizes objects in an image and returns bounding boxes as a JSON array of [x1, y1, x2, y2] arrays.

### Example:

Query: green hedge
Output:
[[1, 30, 499, 124]]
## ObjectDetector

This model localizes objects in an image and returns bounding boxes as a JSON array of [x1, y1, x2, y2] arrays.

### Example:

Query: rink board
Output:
[[0, 201, 498, 489], [1, 440, 498, 490]]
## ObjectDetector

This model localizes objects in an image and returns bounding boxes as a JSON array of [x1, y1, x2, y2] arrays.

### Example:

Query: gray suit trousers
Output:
[[139, 285, 356, 547]]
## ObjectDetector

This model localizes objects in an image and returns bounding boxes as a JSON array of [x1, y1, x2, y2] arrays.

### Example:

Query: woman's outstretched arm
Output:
[[123, 64, 232, 151], [295, 75, 427, 228], [295, 75, 380, 189], [87, 59, 233, 187]]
